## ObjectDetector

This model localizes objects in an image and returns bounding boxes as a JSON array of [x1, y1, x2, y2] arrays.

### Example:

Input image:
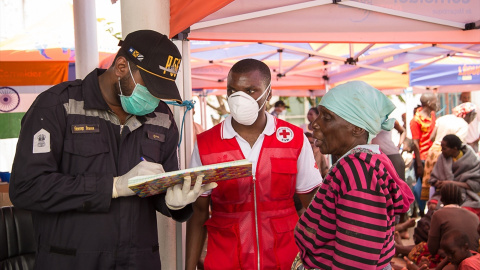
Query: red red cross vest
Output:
[[197, 118, 304, 270]]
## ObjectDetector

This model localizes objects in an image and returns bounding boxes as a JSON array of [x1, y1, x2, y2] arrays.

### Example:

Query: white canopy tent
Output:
[[187, 0, 480, 44]]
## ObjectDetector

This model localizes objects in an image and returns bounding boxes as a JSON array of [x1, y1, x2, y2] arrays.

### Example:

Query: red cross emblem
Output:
[[276, 127, 294, 143]]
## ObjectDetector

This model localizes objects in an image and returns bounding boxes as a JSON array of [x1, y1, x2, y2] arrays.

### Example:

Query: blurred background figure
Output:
[[460, 92, 480, 153], [304, 132, 329, 178], [429, 134, 480, 218], [440, 230, 480, 269], [422, 102, 477, 200], [371, 119, 406, 180], [410, 93, 438, 217], [396, 183, 479, 270], [270, 100, 289, 118], [301, 107, 319, 133]]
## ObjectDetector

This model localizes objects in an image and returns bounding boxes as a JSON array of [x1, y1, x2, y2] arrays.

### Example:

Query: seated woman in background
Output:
[[429, 134, 480, 218], [293, 81, 414, 270], [422, 102, 477, 201]]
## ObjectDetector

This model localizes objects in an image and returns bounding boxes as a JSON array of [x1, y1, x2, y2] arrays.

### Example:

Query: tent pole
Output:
[[201, 90, 207, 130], [120, 0, 179, 269], [72, 0, 98, 79]]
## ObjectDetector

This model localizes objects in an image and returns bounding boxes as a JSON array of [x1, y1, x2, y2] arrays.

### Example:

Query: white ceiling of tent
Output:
[[185, 0, 480, 96], [190, 41, 480, 96], [187, 0, 480, 43]]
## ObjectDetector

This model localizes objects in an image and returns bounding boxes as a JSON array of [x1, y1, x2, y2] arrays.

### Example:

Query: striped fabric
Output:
[[294, 148, 414, 270]]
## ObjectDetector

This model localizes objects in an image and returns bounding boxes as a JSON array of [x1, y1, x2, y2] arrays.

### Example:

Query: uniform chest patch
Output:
[[33, 128, 50, 154], [71, 124, 99, 133], [276, 127, 294, 143], [147, 130, 165, 142]]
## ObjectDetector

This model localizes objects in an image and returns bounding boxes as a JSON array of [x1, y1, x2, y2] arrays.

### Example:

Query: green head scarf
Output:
[[319, 81, 396, 143]]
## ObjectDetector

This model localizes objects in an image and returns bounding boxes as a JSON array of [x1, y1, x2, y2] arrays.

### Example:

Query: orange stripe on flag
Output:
[[0, 61, 68, 86]]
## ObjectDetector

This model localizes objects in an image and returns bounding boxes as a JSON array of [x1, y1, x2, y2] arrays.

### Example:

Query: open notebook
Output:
[[128, 159, 252, 197]]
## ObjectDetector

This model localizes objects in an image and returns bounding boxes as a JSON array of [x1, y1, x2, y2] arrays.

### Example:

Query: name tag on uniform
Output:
[[147, 130, 165, 142], [71, 124, 99, 133]]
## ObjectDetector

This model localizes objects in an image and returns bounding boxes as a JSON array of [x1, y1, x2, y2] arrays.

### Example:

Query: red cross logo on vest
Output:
[[276, 127, 294, 143]]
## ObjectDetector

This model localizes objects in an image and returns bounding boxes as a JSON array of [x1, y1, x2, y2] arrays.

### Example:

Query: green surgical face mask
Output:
[[119, 62, 160, 116]]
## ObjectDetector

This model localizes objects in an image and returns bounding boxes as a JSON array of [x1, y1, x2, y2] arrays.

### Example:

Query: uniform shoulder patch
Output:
[[276, 127, 294, 143], [33, 128, 51, 154]]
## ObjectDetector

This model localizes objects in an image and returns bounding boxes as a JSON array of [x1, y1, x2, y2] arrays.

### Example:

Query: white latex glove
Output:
[[113, 161, 165, 198], [165, 175, 217, 210]]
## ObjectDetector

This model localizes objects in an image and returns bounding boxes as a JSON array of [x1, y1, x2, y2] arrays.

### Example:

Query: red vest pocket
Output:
[[270, 158, 297, 200], [204, 216, 242, 269], [270, 213, 300, 269]]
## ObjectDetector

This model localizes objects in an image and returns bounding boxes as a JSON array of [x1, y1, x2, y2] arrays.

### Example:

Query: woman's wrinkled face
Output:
[[311, 105, 354, 156]]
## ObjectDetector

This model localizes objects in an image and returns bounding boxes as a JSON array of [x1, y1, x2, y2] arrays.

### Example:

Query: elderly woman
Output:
[[429, 134, 480, 217], [293, 81, 414, 270]]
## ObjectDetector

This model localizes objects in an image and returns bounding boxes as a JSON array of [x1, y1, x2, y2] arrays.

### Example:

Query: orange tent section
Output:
[[169, 0, 233, 38]]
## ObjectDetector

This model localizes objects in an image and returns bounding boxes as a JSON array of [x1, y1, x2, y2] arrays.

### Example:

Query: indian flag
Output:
[[0, 61, 68, 171]]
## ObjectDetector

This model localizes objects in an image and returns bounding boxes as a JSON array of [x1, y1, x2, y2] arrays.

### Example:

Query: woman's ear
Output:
[[352, 126, 367, 138]]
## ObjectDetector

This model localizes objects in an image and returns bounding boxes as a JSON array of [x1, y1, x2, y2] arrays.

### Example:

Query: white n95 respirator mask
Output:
[[227, 83, 271, 126]]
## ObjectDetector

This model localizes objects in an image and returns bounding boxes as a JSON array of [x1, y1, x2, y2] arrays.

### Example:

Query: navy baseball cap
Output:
[[119, 30, 182, 103]]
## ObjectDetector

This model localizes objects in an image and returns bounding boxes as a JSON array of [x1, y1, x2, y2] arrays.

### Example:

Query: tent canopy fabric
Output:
[[181, 0, 480, 43], [170, 0, 233, 38], [184, 41, 480, 95]]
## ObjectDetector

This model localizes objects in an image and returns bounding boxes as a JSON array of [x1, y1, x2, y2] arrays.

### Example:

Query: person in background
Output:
[[440, 230, 480, 270], [429, 183, 480, 257], [372, 118, 414, 241], [305, 132, 329, 178], [460, 92, 480, 153], [186, 59, 322, 270], [372, 119, 406, 180], [271, 100, 289, 118], [293, 81, 414, 270], [397, 183, 479, 270], [410, 93, 438, 217], [301, 107, 320, 133], [430, 134, 480, 218], [422, 102, 477, 200], [403, 231, 480, 270], [9, 30, 216, 270]]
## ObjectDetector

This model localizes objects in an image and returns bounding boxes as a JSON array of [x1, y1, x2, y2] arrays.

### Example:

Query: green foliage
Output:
[[98, 18, 122, 40]]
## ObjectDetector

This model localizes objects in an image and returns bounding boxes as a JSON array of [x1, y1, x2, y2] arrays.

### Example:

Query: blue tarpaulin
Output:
[[410, 63, 480, 86]]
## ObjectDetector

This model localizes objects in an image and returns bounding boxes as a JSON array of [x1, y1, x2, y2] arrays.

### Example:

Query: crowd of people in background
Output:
[[267, 90, 480, 270], [7, 36, 480, 270]]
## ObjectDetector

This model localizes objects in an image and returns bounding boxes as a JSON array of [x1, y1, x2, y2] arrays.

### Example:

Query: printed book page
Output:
[[128, 159, 252, 197]]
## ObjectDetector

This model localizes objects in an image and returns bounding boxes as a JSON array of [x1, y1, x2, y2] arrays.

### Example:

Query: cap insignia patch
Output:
[[128, 47, 144, 62]]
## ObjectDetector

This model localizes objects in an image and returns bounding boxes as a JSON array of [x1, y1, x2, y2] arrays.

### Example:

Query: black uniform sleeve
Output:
[[150, 105, 193, 221], [9, 91, 112, 213]]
